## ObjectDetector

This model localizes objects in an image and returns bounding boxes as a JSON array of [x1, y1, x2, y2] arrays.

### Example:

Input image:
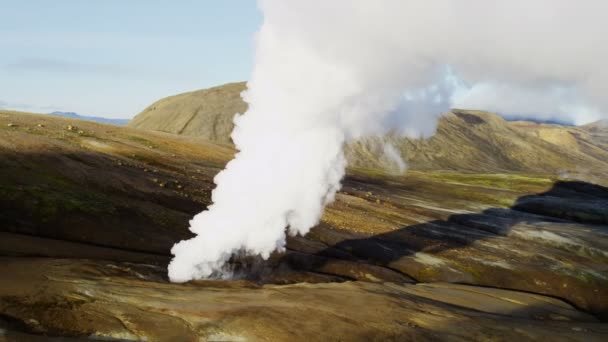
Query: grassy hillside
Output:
[[128, 82, 247, 144], [128, 83, 608, 180], [348, 110, 608, 179], [0, 110, 232, 256], [581, 119, 608, 151]]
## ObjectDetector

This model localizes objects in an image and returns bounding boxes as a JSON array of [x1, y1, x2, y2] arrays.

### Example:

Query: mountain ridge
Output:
[[50, 111, 129, 126], [128, 83, 608, 181]]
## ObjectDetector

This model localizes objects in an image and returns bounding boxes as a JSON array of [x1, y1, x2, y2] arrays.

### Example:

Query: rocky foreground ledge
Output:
[[1, 112, 607, 340], [1, 258, 606, 341]]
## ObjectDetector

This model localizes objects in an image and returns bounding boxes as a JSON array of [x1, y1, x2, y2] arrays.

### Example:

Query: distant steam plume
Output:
[[168, 0, 608, 282]]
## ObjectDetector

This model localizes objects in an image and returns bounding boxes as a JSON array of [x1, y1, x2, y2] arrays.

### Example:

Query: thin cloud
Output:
[[0, 99, 61, 113], [4, 56, 202, 81], [5, 57, 128, 75]]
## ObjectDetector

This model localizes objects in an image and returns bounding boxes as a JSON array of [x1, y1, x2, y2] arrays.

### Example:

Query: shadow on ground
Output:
[[305, 180, 608, 265], [250, 181, 608, 320]]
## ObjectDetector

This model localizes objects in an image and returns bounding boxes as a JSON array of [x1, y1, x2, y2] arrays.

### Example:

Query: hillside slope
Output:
[[581, 120, 608, 151], [128, 82, 247, 144], [348, 110, 608, 177], [50, 111, 129, 126], [129, 83, 608, 179]]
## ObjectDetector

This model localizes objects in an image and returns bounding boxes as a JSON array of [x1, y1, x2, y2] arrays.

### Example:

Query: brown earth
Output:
[[1, 110, 608, 341]]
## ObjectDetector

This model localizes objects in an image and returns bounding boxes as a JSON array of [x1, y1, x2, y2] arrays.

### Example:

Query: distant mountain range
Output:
[[49, 111, 129, 126]]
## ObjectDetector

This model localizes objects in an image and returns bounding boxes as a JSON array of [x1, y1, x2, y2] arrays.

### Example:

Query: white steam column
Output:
[[169, 0, 608, 282]]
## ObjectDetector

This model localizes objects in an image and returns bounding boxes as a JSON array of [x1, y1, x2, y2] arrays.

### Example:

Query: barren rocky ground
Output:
[[1, 110, 607, 341]]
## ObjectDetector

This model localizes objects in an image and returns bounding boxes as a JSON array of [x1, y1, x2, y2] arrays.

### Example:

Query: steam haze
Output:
[[168, 0, 608, 282]]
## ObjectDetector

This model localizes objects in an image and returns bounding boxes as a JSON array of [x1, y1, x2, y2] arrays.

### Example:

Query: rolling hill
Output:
[[129, 82, 608, 181], [128, 82, 247, 144]]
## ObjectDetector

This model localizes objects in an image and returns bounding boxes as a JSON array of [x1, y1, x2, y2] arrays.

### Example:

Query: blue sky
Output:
[[0, 1, 261, 118]]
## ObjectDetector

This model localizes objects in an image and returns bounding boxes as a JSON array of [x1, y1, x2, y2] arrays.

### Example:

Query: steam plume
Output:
[[168, 0, 608, 282]]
